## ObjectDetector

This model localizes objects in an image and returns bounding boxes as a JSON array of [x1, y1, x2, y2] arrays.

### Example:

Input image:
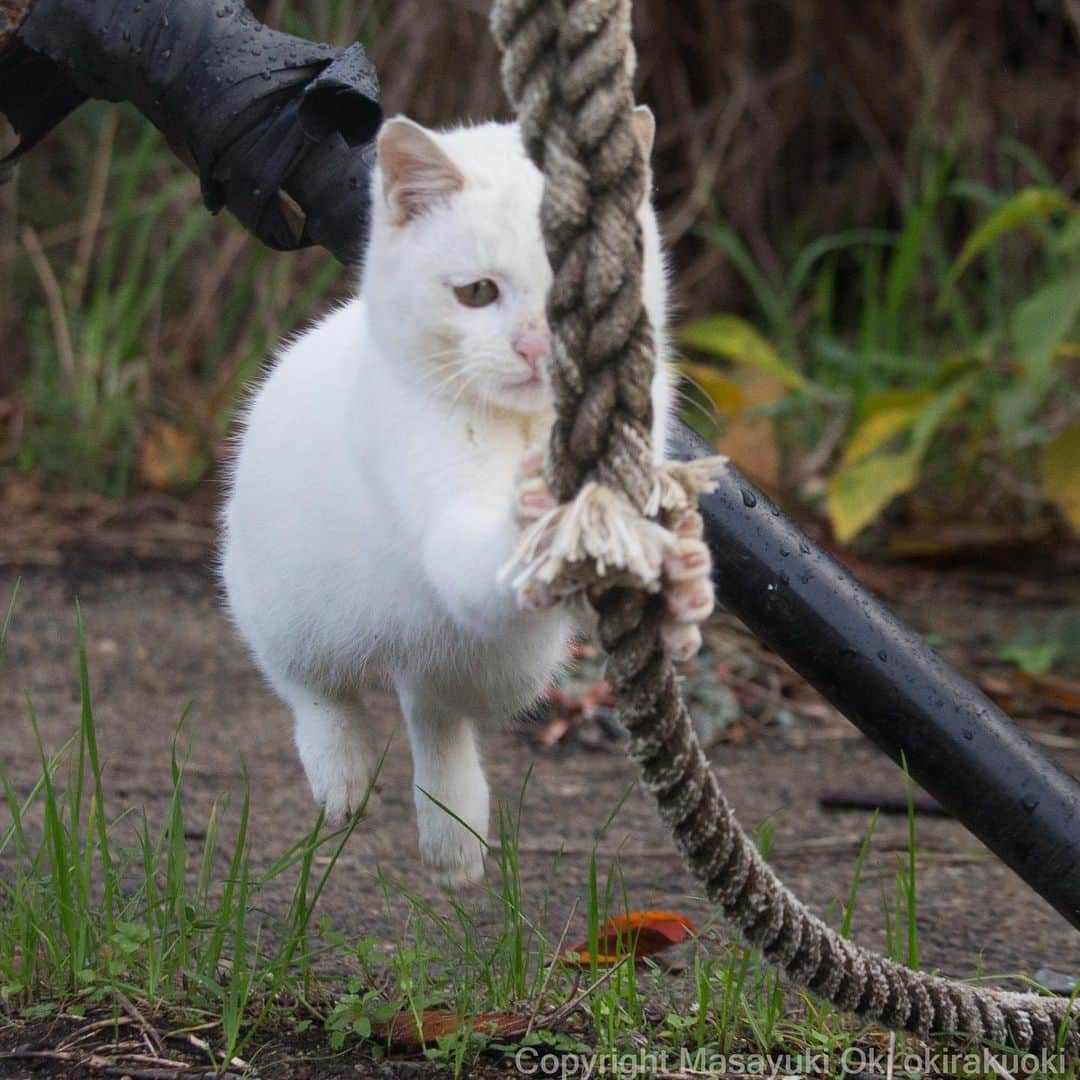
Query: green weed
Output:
[[682, 141, 1080, 545]]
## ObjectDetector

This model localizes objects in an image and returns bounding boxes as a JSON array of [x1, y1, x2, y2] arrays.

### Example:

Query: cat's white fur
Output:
[[221, 113, 672, 887]]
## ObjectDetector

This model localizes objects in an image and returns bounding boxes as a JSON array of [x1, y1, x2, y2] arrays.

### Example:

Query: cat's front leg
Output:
[[396, 679, 488, 888], [422, 498, 521, 638]]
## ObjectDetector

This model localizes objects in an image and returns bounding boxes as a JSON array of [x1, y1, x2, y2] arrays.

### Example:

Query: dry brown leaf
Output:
[[371, 1009, 531, 1048], [562, 910, 696, 966], [137, 421, 202, 492], [713, 371, 786, 490]]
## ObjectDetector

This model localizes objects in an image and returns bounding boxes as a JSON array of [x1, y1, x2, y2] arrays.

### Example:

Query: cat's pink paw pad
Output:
[[515, 477, 558, 525], [664, 537, 711, 582]]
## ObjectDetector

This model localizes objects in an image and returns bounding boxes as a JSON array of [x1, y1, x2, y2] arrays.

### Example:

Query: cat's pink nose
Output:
[[513, 326, 549, 375]]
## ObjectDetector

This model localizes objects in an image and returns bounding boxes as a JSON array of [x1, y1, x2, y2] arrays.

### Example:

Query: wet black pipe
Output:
[[670, 423, 1080, 930], [3, 0, 1079, 928]]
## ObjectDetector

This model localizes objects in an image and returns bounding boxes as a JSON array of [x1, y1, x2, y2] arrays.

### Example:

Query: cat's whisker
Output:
[[446, 371, 483, 413], [409, 358, 466, 387], [421, 368, 470, 394], [672, 388, 722, 432]]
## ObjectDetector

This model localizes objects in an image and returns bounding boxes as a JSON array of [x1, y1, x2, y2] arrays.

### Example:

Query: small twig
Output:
[[20, 224, 77, 394], [0, 1047, 241, 1079], [115, 988, 165, 1057], [54, 1015, 136, 1052], [526, 896, 579, 1038], [73, 108, 119, 308]]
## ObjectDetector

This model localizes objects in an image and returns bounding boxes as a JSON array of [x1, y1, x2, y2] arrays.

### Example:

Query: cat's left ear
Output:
[[631, 106, 656, 160], [378, 117, 465, 226]]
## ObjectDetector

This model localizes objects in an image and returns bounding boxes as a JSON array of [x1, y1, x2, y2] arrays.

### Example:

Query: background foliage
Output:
[[0, 0, 1077, 546]]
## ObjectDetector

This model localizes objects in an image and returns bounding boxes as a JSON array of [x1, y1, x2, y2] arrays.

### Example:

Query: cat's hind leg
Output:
[[277, 679, 382, 825], [395, 679, 489, 889]]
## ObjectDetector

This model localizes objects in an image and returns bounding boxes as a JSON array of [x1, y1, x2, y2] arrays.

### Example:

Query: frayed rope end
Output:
[[501, 456, 729, 609]]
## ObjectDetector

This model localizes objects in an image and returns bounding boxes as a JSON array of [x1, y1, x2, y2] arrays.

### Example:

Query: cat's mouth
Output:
[[500, 372, 544, 391]]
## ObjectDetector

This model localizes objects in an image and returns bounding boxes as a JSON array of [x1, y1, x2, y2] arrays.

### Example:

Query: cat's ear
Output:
[[631, 106, 656, 160], [378, 117, 465, 226]]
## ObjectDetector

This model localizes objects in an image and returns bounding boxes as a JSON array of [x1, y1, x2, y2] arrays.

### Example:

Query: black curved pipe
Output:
[[670, 423, 1080, 930], [3, 1, 1079, 928], [1, 0, 381, 261]]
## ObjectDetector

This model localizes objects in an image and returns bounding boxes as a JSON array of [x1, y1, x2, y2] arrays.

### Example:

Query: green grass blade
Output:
[[841, 811, 879, 939], [75, 603, 116, 931], [0, 578, 19, 671]]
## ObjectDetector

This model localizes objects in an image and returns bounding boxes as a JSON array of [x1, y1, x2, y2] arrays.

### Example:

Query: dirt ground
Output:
[[2, 558, 1078, 989]]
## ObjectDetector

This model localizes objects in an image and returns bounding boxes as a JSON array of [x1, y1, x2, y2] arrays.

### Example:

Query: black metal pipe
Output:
[[1, 0, 380, 260], [4, 2, 1079, 929], [670, 422, 1080, 930]]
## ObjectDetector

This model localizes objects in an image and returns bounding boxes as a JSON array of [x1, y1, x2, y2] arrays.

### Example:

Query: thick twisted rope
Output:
[[491, 0, 1079, 1057]]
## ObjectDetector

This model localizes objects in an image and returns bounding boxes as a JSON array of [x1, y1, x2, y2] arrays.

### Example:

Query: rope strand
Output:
[[492, 0, 1079, 1057]]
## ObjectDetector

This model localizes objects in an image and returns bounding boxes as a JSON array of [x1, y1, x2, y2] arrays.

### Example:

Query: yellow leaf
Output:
[[841, 391, 932, 467], [827, 452, 920, 543], [679, 314, 806, 391], [677, 362, 744, 419], [1041, 425, 1080, 532]]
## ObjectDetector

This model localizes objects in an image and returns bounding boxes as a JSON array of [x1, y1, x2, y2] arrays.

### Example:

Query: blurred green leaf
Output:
[[999, 635, 1062, 677], [680, 315, 806, 391], [942, 187, 1073, 301], [1010, 272, 1080, 385], [883, 159, 949, 349], [1055, 213, 1080, 254], [1041, 425, 1080, 533]]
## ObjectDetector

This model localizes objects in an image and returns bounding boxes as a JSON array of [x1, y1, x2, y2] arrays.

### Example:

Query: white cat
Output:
[[221, 112, 712, 887]]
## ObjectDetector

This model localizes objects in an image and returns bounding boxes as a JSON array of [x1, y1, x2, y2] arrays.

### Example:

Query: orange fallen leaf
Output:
[[1020, 671, 1080, 716], [562, 910, 696, 966], [980, 672, 1080, 717], [371, 1009, 530, 1048], [138, 420, 204, 492]]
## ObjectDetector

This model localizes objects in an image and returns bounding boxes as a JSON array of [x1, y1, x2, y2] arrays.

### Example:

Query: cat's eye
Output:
[[454, 279, 500, 308]]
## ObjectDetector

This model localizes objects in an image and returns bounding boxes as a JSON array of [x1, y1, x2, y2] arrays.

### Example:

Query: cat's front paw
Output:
[[299, 736, 378, 826], [416, 790, 488, 890], [659, 509, 715, 662]]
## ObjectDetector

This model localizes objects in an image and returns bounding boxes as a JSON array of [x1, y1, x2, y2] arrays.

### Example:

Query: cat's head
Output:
[[363, 112, 663, 419]]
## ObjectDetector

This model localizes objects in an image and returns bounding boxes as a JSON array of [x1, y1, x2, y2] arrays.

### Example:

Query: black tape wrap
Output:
[[0, 0, 381, 261]]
